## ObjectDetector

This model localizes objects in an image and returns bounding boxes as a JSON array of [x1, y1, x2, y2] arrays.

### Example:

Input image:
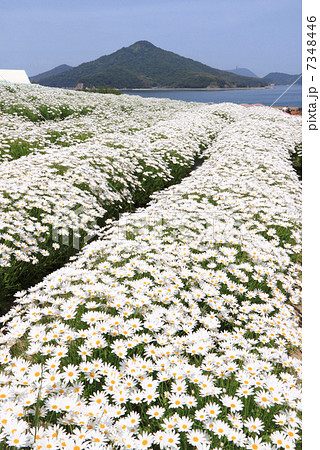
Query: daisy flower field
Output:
[[0, 83, 301, 449]]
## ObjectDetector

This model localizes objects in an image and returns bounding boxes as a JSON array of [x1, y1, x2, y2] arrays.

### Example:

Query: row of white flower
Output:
[[0, 83, 201, 163], [0, 97, 301, 449], [0, 84, 238, 268]]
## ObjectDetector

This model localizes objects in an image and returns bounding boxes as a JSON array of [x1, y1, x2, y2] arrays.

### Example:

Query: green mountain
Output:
[[226, 68, 258, 78], [263, 72, 302, 85], [38, 41, 267, 89], [31, 64, 73, 83]]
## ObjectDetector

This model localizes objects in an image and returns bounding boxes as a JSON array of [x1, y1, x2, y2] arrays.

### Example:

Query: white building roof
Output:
[[0, 69, 31, 84]]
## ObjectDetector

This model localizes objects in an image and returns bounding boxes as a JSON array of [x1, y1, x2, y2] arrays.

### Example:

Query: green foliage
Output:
[[291, 142, 302, 180], [0, 238, 79, 316], [0, 101, 92, 122], [50, 163, 70, 175], [81, 86, 122, 95], [7, 139, 35, 159]]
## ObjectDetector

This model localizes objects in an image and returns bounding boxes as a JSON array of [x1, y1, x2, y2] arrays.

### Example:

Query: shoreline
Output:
[[121, 86, 272, 92]]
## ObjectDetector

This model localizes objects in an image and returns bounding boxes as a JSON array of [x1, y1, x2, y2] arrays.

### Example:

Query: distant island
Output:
[[31, 41, 268, 90], [225, 69, 302, 86], [31, 41, 302, 90], [262, 72, 302, 85], [31, 64, 74, 83]]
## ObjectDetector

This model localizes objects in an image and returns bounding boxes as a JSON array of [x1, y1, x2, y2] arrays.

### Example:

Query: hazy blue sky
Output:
[[0, 0, 302, 78]]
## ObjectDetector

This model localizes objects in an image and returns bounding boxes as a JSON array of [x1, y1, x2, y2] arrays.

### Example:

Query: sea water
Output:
[[122, 84, 302, 107]]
